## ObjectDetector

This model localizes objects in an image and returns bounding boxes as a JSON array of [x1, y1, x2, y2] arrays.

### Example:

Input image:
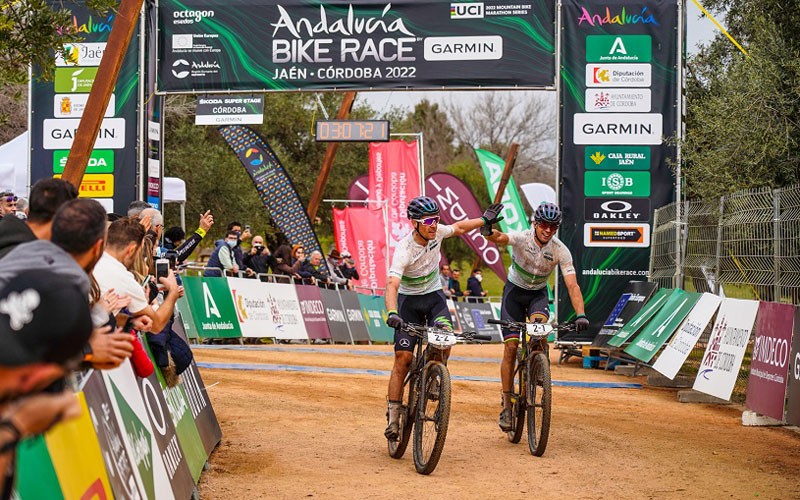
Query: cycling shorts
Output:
[[394, 290, 453, 353], [500, 281, 549, 342]]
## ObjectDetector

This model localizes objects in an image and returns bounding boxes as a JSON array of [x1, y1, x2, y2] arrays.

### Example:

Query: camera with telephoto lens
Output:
[[253, 244, 265, 255]]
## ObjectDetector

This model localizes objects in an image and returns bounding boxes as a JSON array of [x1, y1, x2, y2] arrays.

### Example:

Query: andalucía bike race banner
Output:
[[156, 0, 556, 92], [559, 0, 679, 330], [333, 206, 388, 290], [30, 0, 140, 213], [219, 125, 326, 259]]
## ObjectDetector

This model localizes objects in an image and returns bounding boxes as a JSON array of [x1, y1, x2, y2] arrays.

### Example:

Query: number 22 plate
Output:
[[427, 329, 456, 347]]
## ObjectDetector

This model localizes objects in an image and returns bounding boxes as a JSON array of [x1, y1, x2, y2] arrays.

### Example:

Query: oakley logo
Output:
[[601, 200, 632, 212]]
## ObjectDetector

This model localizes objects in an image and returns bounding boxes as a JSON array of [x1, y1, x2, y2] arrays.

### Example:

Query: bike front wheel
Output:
[[413, 361, 451, 474], [526, 352, 552, 456], [388, 373, 417, 459]]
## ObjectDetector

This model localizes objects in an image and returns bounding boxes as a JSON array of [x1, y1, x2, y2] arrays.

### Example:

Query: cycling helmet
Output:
[[407, 196, 440, 220], [533, 202, 562, 225]]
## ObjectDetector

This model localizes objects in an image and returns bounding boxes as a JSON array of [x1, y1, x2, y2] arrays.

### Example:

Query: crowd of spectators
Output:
[[0, 181, 214, 492], [440, 264, 487, 302]]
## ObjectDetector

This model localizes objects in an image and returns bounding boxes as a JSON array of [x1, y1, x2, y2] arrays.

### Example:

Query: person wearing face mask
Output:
[[204, 230, 240, 277], [465, 268, 488, 303]]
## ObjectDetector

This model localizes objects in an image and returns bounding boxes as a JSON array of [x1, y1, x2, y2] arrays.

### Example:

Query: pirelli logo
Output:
[[584, 223, 650, 248]]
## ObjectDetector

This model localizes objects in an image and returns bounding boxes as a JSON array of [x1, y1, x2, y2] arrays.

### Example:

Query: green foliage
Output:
[[683, 3, 800, 199], [0, 0, 116, 84]]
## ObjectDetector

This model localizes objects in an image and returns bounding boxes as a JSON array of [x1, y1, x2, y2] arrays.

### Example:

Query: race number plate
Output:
[[427, 329, 456, 348], [526, 323, 552, 338]]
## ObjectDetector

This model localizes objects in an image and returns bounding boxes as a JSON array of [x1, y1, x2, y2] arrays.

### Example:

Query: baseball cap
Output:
[[329, 248, 341, 259], [0, 270, 93, 367]]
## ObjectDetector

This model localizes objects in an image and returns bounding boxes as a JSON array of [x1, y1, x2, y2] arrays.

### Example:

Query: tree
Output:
[[443, 91, 557, 186], [683, 1, 800, 199], [392, 99, 458, 172]]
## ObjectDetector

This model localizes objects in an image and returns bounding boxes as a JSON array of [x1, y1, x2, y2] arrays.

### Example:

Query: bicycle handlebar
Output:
[[487, 318, 575, 333], [400, 323, 492, 342]]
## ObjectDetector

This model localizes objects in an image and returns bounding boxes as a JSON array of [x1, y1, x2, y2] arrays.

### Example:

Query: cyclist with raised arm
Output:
[[384, 196, 504, 440], [486, 201, 590, 432]]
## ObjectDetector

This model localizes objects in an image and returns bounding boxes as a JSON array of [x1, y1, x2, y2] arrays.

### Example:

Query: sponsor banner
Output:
[[333, 206, 388, 290], [31, 0, 139, 212], [175, 298, 198, 339], [53, 149, 114, 174], [745, 302, 794, 421], [584, 223, 650, 248], [585, 145, 650, 170], [585, 171, 650, 197], [358, 293, 394, 342], [82, 370, 144, 499], [584, 198, 650, 222], [447, 298, 463, 333], [624, 290, 701, 363], [137, 368, 195, 500], [574, 113, 663, 145], [454, 301, 502, 341], [219, 125, 326, 259], [585, 63, 652, 87], [786, 307, 800, 426], [56, 42, 107, 66], [652, 292, 721, 379], [592, 281, 657, 347], [295, 285, 332, 340], [103, 361, 175, 500], [13, 436, 63, 499], [179, 361, 224, 457], [348, 173, 370, 205], [426, 172, 507, 280], [693, 298, 759, 401], [230, 278, 309, 339], [144, 337, 207, 483], [607, 288, 674, 347], [182, 276, 242, 338], [146, 6, 165, 208], [560, 0, 677, 336], [585, 88, 651, 113], [156, 0, 556, 92], [42, 392, 113, 500], [586, 34, 651, 62], [54, 93, 115, 118], [195, 94, 264, 125], [369, 140, 421, 262], [43, 117, 126, 149], [340, 289, 372, 342], [319, 288, 352, 343], [54, 66, 100, 92], [55, 173, 115, 198], [474, 148, 530, 236]]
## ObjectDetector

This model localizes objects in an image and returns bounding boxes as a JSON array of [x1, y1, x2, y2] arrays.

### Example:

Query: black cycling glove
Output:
[[386, 311, 404, 329], [575, 314, 590, 332], [480, 203, 505, 236]]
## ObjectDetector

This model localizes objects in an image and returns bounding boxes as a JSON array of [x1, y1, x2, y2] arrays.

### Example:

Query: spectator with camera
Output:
[[339, 251, 360, 281], [326, 249, 349, 288], [243, 235, 273, 277]]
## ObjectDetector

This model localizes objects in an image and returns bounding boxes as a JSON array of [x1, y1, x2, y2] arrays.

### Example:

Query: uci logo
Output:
[[450, 2, 484, 19]]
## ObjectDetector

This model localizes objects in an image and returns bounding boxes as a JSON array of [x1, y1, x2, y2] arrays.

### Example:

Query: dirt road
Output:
[[194, 344, 800, 499]]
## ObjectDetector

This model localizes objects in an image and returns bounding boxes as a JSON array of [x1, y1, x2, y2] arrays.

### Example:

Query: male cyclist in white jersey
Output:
[[384, 196, 504, 440], [486, 201, 590, 432]]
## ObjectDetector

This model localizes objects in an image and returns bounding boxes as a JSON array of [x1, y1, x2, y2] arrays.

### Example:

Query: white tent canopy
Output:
[[0, 132, 30, 196], [162, 176, 187, 230]]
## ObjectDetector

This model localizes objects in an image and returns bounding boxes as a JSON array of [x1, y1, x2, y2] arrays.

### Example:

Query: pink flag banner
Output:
[[333, 206, 387, 291], [368, 140, 421, 261], [426, 173, 507, 281]]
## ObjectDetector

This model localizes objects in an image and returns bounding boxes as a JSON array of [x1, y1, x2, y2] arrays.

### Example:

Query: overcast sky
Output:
[[358, 3, 721, 112]]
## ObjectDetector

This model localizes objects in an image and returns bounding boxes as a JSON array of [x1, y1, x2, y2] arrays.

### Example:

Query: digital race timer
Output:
[[314, 120, 390, 142]]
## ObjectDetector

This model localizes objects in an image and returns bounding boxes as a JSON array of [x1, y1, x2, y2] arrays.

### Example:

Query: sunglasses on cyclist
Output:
[[414, 216, 440, 226], [536, 221, 559, 231]]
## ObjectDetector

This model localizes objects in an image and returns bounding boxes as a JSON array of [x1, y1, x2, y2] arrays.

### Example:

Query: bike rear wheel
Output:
[[388, 373, 417, 458], [413, 361, 451, 474], [526, 352, 552, 456], [507, 359, 525, 443]]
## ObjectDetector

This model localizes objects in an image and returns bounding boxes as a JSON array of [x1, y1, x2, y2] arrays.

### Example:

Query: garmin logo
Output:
[[424, 36, 502, 61], [173, 9, 215, 24], [450, 2, 484, 18], [585, 198, 650, 222]]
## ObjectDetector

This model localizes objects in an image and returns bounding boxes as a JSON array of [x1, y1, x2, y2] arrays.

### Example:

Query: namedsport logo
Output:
[[245, 148, 264, 166], [172, 59, 190, 78]]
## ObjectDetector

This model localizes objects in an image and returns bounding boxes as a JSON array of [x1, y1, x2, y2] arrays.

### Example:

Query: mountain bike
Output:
[[488, 318, 574, 456], [387, 323, 491, 474]]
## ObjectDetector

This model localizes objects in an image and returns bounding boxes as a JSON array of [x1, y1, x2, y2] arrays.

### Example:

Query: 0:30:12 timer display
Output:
[[315, 120, 390, 142]]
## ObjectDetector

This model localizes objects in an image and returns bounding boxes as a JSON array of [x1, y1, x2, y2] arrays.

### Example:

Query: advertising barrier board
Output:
[[745, 302, 794, 421], [340, 289, 371, 342], [358, 293, 393, 342], [786, 307, 800, 426], [295, 285, 332, 340], [624, 290, 701, 363], [319, 287, 353, 343]]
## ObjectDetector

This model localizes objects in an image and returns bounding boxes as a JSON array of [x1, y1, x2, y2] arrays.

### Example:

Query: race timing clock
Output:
[[315, 120, 390, 142]]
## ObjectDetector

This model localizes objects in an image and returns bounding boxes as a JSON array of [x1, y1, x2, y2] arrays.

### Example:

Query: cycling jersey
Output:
[[505, 230, 575, 290], [389, 224, 455, 295]]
